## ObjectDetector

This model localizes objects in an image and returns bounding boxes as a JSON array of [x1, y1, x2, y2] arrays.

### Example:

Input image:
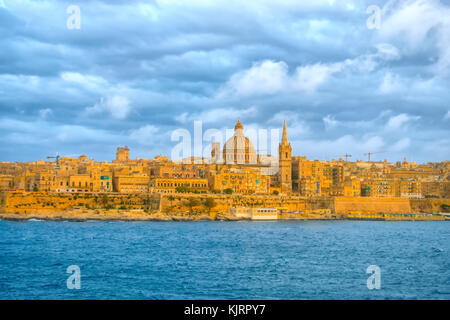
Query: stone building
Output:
[[150, 177, 208, 194], [207, 165, 271, 194], [115, 146, 130, 163], [278, 120, 292, 194], [222, 118, 257, 165]]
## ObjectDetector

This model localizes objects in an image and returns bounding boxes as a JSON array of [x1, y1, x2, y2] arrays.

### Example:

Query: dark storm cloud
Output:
[[0, 0, 449, 163]]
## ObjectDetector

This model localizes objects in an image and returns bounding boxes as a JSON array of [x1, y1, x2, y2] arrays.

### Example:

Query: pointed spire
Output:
[[235, 117, 243, 131], [282, 120, 289, 145]]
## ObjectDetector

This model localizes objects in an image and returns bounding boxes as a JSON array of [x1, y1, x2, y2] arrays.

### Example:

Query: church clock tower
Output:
[[278, 120, 292, 194]]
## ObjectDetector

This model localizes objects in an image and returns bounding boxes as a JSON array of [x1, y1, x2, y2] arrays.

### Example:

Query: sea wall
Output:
[[159, 194, 333, 213], [334, 196, 412, 214], [410, 198, 450, 213], [2, 191, 449, 216], [2, 191, 160, 213], [2, 191, 332, 214]]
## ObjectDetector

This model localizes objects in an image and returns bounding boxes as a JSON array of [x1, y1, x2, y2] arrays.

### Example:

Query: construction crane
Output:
[[47, 153, 60, 169], [363, 151, 385, 162], [335, 153, 352, 162]]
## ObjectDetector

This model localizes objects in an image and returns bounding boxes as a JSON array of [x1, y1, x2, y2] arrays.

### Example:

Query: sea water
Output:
[[0, 219, 448, 299]]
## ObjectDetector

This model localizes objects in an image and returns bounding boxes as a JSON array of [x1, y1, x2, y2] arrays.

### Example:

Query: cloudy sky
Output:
[[0, 0, 449, 163]]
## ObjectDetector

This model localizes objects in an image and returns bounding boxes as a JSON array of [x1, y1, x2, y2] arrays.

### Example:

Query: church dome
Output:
[[223, 118, 257, 164]]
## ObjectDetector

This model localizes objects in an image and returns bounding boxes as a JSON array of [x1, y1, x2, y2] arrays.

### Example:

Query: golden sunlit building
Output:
[[278, 120, 292, 194], [343, 178, 361, 197], [150, 178, 208, 194], [0, 175, 14, 190], [113, 174, 149, 193], [0, 120, 448, 200], [396, 179, 422, 198], [222, 118, 257, 165], [151, 163, 205, 179], [115, 146, 130, 163], [207, 165, 271, 194], [361, 178, 395, 197]]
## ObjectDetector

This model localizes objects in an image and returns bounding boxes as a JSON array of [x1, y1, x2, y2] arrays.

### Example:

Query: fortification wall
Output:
[[3, 192, 160, 213], [0, 191, 6, 212], [4, 191, 448, 216], [159, 194, 332, 213], [410, 198, 450, 213], [334, 196, 411, 214]]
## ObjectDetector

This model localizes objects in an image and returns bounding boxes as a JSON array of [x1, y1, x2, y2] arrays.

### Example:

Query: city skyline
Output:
[[0, 117, 447, 165], [0, 0, 449, 163], [1, 117, 448, 200], [0, 130, 447, 166]]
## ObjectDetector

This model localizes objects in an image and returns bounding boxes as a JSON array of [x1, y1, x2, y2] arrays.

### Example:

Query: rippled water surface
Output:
[[0, 219, 448, 299]]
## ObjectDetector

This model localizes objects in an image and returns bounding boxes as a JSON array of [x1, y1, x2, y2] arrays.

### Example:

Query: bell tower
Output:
[[278, 120, 292, 194]]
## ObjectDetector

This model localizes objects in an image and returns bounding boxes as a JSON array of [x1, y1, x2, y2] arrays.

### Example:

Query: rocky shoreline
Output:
[[0, 209, 245, 222], [0, 209, 447, 222]]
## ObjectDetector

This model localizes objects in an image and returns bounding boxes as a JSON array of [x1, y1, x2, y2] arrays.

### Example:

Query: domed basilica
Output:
[[222, 118, 257, 164], [209, 117, 292, 194]]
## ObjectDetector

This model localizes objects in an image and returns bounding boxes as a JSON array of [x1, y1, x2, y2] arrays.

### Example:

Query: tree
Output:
[[185, 197, 200, 215], [176, 186, 190, 193], [0, 190, 5, 207], [168, 195, 175, 208], [143, 194, 152, 211], [223, 188, 233, 194], [100, 194, 109, 208], [203, 197, 216, 214]]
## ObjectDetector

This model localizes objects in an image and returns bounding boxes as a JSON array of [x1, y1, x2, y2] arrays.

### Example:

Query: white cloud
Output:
[[219, 60, 288, 97], [386, 113, 420, 130], [379, 72, 404, 94], [323, 114, 339, 129], [343, 43, 401, 73], [39, 108, 52, 119], [218, 60, 343, 97], [129, 125, 159, 145], [389, 138, 411, 151], [378, 71, 438, 96], [176, 106, 257, 124], [0, 118, 119, 145], [218, 44, 402, 98], [293, 63, 342, 93], [269, 111, 309, 138], [138, 3, 160, 21], [85, 95, 131, 119], [374, 43, 401, 61], [380, 0, 450, 74], [61, 72, 107, 90]]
